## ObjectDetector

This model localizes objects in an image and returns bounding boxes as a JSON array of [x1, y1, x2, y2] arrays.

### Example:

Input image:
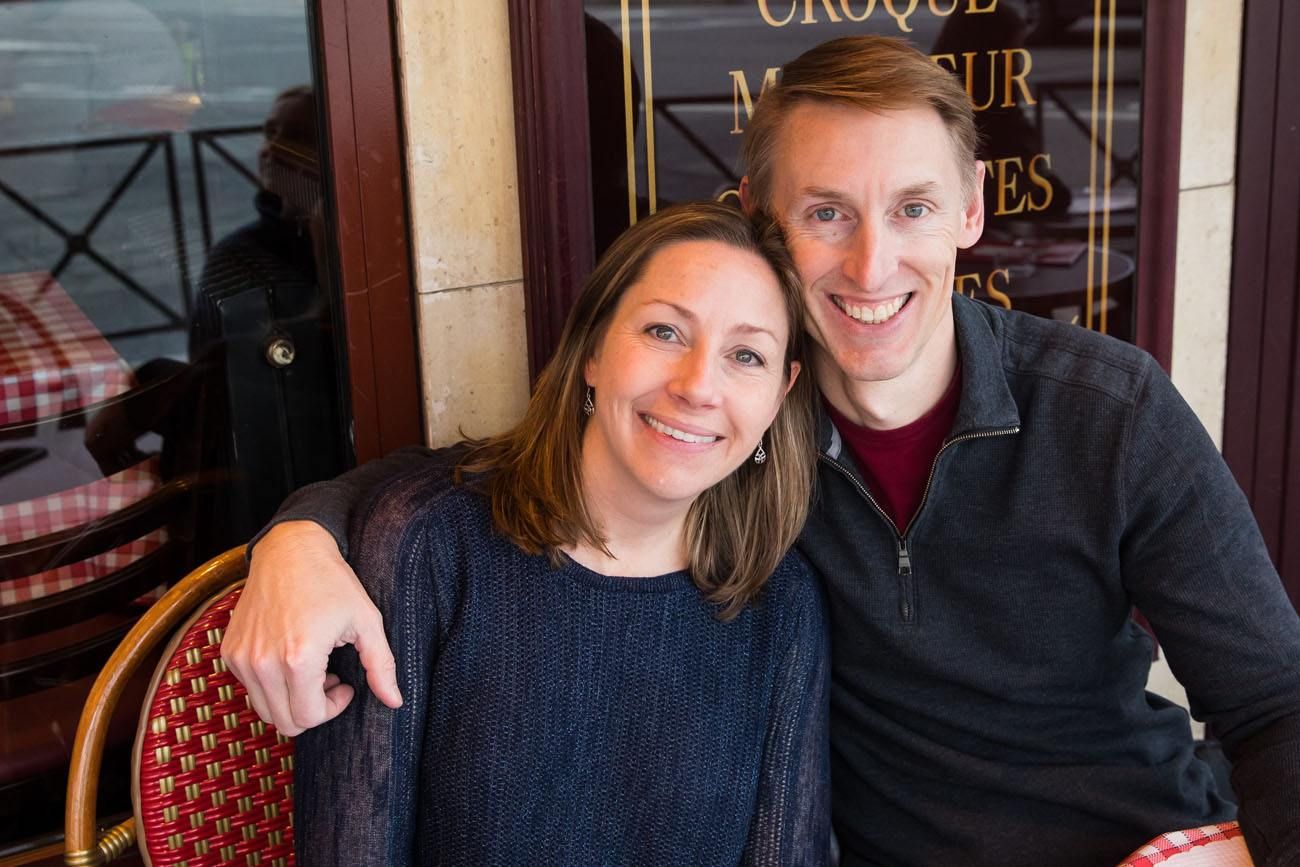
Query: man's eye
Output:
[[733, 349, 765, 367], [649, 324, 679, 342], [813, 207, 838, 222], [901, 203, 928, 218]]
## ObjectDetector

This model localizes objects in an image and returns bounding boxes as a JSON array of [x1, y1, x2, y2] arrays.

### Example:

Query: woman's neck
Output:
[[564, 443, 693, 578]]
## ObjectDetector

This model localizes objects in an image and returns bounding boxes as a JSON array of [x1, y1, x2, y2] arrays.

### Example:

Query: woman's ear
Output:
[[782, 360, 802, 399]]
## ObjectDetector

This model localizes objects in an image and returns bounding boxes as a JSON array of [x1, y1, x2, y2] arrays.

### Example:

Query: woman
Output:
[[293, 202, 828, 865]]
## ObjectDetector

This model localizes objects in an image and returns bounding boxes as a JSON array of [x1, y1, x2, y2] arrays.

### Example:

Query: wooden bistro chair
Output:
[[64, 547, 295, 867]]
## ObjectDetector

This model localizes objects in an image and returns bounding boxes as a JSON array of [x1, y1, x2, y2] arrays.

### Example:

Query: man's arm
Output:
[[294, 465, 446, 865], [1122, 359, 1300, 865], [222, 445, 436, 735]]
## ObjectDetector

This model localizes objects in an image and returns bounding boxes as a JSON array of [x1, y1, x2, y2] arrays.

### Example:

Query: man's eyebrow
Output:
[[796, 186, 849, 201], [642, 299, 778, 341], [794, 181, 945, 202], [897, 181, 943, 200]]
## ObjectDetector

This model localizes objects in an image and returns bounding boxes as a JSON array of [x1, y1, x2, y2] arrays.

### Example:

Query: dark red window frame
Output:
[[317, 0, 424, 462]]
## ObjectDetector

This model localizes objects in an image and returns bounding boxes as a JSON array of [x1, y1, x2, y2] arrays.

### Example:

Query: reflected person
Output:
[[189, 84, 346, 554]]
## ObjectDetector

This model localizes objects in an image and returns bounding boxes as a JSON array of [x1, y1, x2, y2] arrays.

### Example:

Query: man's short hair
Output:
[[742, 35, 980, 209]]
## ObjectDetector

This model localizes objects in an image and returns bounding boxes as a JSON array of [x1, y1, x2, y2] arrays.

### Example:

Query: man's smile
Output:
[[831, 292, 912, 325]]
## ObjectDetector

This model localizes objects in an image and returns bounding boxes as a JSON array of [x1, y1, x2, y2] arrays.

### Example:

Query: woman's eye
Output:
[[733, 349, 765, 367], [901, 203, 928, 219], [813, 206, 838, 222], [649, 324, 679, 342]]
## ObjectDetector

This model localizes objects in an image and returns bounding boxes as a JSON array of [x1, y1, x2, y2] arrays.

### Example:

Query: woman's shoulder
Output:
[[351, 446, 491, 558], [763, 549, 820, 596], [750, 550, 826, 631]]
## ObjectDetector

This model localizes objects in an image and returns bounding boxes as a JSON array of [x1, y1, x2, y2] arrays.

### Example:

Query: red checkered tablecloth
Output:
[[1, 271, 135, 425], [1, 271, 164, 604], [1118, 822, 1252, 866]]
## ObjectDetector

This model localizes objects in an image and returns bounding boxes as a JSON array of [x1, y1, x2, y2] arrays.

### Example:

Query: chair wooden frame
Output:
[[63, 546, 247, 867]]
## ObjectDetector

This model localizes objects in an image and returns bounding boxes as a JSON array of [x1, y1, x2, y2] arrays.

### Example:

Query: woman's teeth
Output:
[[643, 415, 717, 444], [834, 294, 909, 324]]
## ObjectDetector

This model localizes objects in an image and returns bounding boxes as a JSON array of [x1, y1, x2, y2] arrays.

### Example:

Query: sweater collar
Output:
[[817, 293, 1021, 455]]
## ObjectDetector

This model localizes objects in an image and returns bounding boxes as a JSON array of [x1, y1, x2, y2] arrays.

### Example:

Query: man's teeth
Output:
[[834, 294, 908, 324], [644, 416, 717, 444]]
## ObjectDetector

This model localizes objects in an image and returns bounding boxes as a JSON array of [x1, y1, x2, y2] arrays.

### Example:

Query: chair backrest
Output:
[[2, 368, 200, 702], [0, 479, 192, 701], [64, 546, 295, 867]]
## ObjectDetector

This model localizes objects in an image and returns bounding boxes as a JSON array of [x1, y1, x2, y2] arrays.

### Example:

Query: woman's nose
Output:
[[668, 350, 720, 407]]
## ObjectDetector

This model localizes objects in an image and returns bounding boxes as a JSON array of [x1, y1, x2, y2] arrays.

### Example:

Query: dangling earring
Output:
[[583, 387, 595, 416], [754, 436, 768, 465]]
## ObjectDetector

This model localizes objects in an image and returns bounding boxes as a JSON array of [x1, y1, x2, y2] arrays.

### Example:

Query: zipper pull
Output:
[[897, 539, 912, 576]]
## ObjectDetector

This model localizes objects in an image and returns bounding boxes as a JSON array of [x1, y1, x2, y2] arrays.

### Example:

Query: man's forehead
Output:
[[766, 102, 968, 200]]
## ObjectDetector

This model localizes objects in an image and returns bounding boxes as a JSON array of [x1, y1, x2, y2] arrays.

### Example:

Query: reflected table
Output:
[[0, 271, 163, 604], [1118, 821, 1253, 866]]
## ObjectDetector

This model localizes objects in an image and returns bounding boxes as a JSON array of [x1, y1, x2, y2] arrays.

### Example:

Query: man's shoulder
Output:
[[972, 298, 1156, 405]]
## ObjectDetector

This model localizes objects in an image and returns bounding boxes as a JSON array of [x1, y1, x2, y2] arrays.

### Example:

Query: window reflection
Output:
[[0, 1, 347, 852], [582, 0, 1143, 338]]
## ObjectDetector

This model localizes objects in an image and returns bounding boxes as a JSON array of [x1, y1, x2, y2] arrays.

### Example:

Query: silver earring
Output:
[[754, 436, 768, 465], [583, 387, 595, 416]]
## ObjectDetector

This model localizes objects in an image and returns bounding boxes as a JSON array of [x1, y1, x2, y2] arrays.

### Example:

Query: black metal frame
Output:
[[0, 133, 192, 336], [188, 124, 263, 252]]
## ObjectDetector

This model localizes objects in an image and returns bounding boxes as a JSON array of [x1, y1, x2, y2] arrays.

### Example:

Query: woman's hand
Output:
[[221, 521, 403, 735]]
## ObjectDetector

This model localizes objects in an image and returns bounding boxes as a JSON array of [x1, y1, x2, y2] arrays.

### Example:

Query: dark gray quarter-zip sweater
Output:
[[802, 294, 1300, 866], [263, 294, 1300, 867]]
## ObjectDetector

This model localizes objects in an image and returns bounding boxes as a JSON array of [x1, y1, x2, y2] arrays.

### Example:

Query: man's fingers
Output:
[[284, 644, 333, 732], [353, 615, 402, 709], [254, 663, 305, 736], [235, 665, 277, 732], [321, 680, 356, 722]]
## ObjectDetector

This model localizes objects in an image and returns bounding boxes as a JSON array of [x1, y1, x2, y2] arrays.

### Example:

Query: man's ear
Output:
[[957, 160, 986, 250], [739, 176, 756, 215]]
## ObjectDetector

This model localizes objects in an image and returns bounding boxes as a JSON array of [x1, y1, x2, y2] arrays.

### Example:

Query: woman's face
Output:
[[582, 239, 800, 513]]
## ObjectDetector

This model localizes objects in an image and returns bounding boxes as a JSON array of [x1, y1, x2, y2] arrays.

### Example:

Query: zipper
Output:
[[819, 424, 1020, 623], [900, 426, 1021, 538]]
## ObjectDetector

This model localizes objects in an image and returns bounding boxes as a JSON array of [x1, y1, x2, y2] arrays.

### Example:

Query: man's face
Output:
[[759, 102, 984, 391]]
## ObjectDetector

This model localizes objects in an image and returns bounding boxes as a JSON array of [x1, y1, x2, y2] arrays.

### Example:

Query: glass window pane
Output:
[[0, 0, 349, 849]]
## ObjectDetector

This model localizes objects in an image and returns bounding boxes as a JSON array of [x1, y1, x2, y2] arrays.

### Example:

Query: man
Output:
[[222, 36, 1300, 865]]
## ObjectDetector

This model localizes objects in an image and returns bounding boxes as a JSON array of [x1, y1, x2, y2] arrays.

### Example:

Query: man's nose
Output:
[[668, 349, 721, 408], [841, 221, 893, 291]]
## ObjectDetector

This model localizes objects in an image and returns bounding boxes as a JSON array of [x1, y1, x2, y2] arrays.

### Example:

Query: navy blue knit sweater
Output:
[[292, 461, 831, 866]]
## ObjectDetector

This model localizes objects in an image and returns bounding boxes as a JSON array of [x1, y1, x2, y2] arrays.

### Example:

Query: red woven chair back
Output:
[[133, 583, 295, 866]]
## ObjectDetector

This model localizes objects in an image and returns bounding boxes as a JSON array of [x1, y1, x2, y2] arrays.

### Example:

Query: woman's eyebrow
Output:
[[642, 300, 777, 341]]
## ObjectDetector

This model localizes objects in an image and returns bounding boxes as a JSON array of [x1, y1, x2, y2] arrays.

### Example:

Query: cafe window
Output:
[[581, 0, 1150, 343], [0, 0, 418, 853]]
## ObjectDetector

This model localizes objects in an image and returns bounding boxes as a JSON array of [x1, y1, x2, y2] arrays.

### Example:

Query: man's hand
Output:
[[221, 521, 402, 735]]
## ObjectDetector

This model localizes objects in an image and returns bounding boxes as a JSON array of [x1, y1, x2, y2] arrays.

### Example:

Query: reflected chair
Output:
[[64, 546, 295, 867], [0, 474, 193, 847]]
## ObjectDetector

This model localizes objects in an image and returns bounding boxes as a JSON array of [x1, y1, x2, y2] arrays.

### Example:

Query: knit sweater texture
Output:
[[291, 461, 831, 866], [803, 295, 1300, 866], [267, 301, 1300, 867]]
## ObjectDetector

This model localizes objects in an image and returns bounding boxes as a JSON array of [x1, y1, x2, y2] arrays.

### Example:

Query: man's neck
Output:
[[817, 314, 960, 431]]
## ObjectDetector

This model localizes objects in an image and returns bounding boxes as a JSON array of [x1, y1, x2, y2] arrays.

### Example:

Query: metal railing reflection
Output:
[[0, 126, 268, 344], [0, 133, 192, 339]]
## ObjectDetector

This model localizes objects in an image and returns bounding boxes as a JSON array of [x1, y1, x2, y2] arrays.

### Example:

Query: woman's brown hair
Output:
[[457, 201, 817, 619]]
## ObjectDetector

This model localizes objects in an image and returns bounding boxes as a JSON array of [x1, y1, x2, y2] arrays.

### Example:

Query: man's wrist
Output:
[[249, 518, 345, 562]]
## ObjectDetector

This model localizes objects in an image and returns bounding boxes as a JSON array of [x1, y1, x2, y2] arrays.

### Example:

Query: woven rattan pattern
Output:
[[135, 586, 295, 866]]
